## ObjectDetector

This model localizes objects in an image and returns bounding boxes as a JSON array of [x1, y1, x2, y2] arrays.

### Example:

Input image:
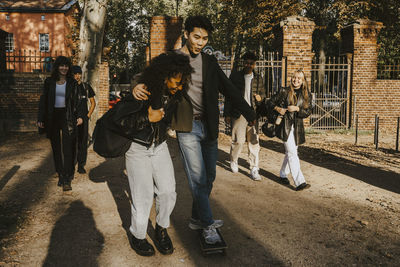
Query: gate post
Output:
[[340, 19, 383, 130], [280, 16, 315, 85], [147, 16, 183, 64], [279, 16, 315, 127]]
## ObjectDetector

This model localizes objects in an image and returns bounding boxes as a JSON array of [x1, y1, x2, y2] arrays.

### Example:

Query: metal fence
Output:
[[218, 52, 285, 134], [377, 61, 400, 79], [4, 50, 66, 73], [309, 56, 351, 129]]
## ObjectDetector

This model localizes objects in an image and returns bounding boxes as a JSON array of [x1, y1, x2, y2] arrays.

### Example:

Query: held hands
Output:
[[287, 105, 300, 112], [148, 106, 165, 122], [77, 118, 83, 126], [133, 83, 150, 100]]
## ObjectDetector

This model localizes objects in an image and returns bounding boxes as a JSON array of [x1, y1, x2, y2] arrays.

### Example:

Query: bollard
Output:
[[374, 115, 378, 145], [355, 114, 358, 145], [396, 117, 399, 152], [375, 115, 379, 150]]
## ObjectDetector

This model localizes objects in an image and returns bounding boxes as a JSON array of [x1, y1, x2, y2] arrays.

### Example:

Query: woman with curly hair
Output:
[[263, 70, 312, 191], [118, 51, 193, 256], [37, 56, 84, 191]]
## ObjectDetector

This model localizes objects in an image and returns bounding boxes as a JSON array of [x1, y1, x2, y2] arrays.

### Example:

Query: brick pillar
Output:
[[147, 16, 183, 63], [97, 61, 109, 116], [88, 61, 109, 134], [341, 19, 383, 130], [280, 16, 315, 85]]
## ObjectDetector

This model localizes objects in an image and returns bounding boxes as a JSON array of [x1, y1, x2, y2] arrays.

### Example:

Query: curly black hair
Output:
[[242, 52, 257, 61], [184, 15, 214, 34], [140, 51, 194, 109], [51, 56, 72, 81]]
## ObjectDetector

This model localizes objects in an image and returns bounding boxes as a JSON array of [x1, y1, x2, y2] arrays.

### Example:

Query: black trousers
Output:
[[77, 117, 89, 167], [49, 108, 76, 181]]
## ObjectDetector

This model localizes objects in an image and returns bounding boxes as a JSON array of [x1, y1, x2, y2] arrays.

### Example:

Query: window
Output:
[[39, 33, 49, 52], [41, 15, 45, 21], [5, 33, 14, 52], [5, 14, 10, 21]]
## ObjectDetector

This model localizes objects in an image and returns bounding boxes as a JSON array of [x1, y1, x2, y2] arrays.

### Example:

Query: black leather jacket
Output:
[[38, 77, 84, 138], [114, 92, 181, 147], [261, 87, 312, 145]]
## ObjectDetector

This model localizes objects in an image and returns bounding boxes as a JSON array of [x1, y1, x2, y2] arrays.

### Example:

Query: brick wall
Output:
[[0, 73, 48, 133], [342, 19, 400, 131], [96, 61, 109, 117], [147, 16, 183, 63]]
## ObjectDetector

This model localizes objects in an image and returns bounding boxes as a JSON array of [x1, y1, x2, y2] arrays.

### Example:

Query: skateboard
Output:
[[198, 228, 227, 255]]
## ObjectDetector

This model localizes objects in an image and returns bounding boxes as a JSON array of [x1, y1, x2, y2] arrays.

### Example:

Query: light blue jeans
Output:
[[177, 120, 218, 227], [125, 141, 176, 239]]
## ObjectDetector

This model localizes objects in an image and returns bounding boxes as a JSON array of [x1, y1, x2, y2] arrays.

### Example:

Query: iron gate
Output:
[[310, 56, 352, 129]]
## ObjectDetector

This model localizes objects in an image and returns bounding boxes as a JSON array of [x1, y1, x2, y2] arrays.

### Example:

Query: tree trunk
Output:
[[78, 0, 108, 132]]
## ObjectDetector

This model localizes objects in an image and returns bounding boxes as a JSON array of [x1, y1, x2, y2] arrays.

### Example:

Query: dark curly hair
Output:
[[242, 52, 257, 61], [51, 56, 72, 81], [139, 51, 194, 109], [184, 15, 214, 34]]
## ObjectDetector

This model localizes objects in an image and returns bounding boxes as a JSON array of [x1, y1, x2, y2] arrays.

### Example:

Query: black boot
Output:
[[155, 224, 173, 255], [129, 234, 155, 256], [57, 175, 63, 187], [63, 179, 72, 191], [78, 165, 86, 174]]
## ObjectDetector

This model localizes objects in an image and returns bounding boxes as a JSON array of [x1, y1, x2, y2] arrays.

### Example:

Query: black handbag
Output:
[[261, 100, 280, 138], [93, 115, 132, 158], [261, 121, 277, 138]]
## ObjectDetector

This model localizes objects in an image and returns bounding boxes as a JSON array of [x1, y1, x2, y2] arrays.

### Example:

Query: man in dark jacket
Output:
[[224, 52, 264, 181], [72, 65, 96, 174], [133, 16, 256, 244]]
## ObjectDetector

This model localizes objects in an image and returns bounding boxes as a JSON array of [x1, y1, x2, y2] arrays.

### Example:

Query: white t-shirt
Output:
[[54, 81, 66, 108], [244, 73, 253, 105]]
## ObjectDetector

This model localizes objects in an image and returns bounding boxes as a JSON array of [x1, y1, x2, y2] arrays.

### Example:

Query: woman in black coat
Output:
[[37, 56, 84, 191], [266, 70, 312, 191]]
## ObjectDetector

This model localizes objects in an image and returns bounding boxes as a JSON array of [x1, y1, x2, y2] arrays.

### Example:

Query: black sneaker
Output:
[[155, 224, 173, 255], [130, 234, 155, 256], [78, 166, 86, 174], [296, 182, 310, 191]]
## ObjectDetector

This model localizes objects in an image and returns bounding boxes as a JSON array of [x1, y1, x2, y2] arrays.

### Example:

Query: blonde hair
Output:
[[288, 70, 309, 109]]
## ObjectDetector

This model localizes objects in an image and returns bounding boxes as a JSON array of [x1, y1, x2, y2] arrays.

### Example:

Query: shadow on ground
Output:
[[258, 139, 400, 194], [89, 157, 131, 235], [0, 151, 55, 258], [167, 138, 285, 266], [43, 200, 104, 267]]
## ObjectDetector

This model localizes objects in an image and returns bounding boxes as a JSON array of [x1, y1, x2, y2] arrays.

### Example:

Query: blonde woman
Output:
[[266, 70, 312, 190]]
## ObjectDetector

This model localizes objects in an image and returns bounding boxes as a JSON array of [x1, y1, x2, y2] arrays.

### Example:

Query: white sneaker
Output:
[[203, 225, 222, 244], [251, 167, 261, 181], [188, 218, 224, 230], [230, 161, 238, 173]]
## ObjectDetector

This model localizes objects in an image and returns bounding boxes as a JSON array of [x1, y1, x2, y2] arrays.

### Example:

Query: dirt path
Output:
[[0, 132, 399, 266]]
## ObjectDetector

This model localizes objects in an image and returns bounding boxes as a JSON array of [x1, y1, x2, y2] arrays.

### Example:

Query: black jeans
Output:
[[49, 108, 76, 181], [77, 117, 89, 167]]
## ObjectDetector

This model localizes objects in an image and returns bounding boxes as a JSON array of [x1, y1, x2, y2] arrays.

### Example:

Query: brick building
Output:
[[0, 0, 80, 72], [0, 0, 111, 135]]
